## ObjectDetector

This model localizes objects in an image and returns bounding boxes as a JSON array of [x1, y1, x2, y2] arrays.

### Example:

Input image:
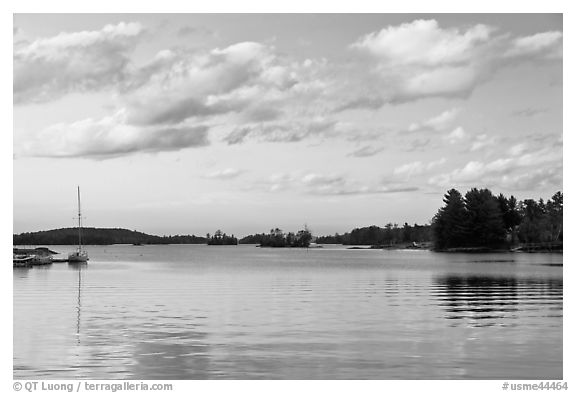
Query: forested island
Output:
[[13, 227, 206, 245], [206, 230, 238, 245], [240, 227, 312, 248]]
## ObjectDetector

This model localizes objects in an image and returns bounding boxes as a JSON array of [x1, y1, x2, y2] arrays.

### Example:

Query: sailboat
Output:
[[68, 186, 89, 263]]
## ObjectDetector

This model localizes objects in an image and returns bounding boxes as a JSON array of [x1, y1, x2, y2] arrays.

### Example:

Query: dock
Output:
[[13, 247, 59, 267]]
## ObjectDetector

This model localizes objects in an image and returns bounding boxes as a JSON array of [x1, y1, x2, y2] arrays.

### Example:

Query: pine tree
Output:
[[464, 188, 506, 247], [432, 189, 469, 249]]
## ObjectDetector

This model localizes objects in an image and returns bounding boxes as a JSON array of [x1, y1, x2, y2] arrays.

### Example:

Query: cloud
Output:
[[13, 19, 563, 162], [408, 108, 460, 132], [444, 127, 467, 144], [333, 95, 385, 112], [204, 168, 243, 179], [177, 26, 216, 38], [266, 173, 296, 192], [348, 145, 386, 158], [499, 164, 562, 191], [507, 133, 561, 157], [223, 117, 338, 144], [121, 42, 299, 127], [349, 19, 496, 102], [346, 19, 562, 106], [393, 158, 447, 178], [223, 127, 253, 145], [250, 171, 418, 196], [313, 184, 419, 196], [512, 107, 548, 118], [405, 138, 431, 152], [299, 172, 419, 196], [470, 134, 498, 152], [20, 111, 209, 158], [352, 19, 493, 67], [505, 31, 562, 59], [428, 145, 562, 191], [508, 143, 529, 156], [14, 22, 144, 104], [301, 173, 345, 187]]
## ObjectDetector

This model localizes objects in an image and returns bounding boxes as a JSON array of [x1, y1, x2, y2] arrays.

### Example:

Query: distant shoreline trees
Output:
[[315, 223, 431, 246], [12, 227, 206, 245], [13, 189, 562, 252], [432, 188, 562, 250], [240, 226, 312, 248], [206, 230, 238, 245]]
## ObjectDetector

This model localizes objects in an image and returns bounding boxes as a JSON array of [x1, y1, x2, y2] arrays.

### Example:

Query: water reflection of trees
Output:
[[434, 275, 563, 327]]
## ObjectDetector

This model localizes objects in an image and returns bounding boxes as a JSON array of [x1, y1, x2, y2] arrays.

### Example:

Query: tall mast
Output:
[[77, 186, 82, 252]]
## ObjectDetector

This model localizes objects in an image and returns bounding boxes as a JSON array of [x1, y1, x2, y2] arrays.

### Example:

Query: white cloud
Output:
[[244, 172, 298, 193], [14, 22, 144, 104], [429, 145, 562, 191], [301, 173, 345, 186], [311, 184, 419, 196], [401, 66, 479, 98], [500, 164, 562, 190], [393, 158, 447, 178], [122, 42, 290, 126], [13, 18, 563, 162], [204, 168, 243, 179], [349, 19, 496, 102], [352, 19, 493, 67], [348, 145, 386, 158], [251, 171, 418, 196], [444, 127, 467, 144], [19, 110, 209, 158], [394, 161, 425, 177], [470, 134, 498, 152], [408, 108, 460, 132], [346, 19, 562, 105], [115, 41, 338, 150], [223, 117, 338, 144], [505, 31, 562, 59], [512, 107, 548, 117], [508, 143, 528, 156]]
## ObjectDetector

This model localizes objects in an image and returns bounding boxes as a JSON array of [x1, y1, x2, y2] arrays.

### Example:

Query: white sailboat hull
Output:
[[68, 250, 89, 263]]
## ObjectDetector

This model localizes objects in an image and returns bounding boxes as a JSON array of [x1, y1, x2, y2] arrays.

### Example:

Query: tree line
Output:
[[13, 227, 206, 245], [240, 227, 312, 247], [206, 230, 238, 245], [432, 188, 562, 250], [315, 223, 431, 245], [14, 189, 562, 251]]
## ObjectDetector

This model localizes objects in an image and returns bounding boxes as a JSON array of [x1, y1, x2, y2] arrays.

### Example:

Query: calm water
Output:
[[13, 245, 563, 379]]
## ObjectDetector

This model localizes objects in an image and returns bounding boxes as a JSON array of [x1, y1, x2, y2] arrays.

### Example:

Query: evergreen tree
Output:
[[547, 192, 563, 241], [464, 188, 506, 247], [432, 189, 468, 249]]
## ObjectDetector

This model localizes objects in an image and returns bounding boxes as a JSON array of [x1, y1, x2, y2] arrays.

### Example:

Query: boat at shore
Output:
[[13, 254, 34, 267], [68, 186, 89, 263], [13, 247, 56, 267]]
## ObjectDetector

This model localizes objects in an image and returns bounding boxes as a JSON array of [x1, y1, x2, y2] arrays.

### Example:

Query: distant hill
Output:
[[13, 227, 206, 245]]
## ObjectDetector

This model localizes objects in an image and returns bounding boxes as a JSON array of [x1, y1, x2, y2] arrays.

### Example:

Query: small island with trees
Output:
[[240, 226, 313, 248], [206, 230, 238, 245]]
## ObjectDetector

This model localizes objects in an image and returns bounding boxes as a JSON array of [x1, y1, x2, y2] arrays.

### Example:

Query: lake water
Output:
[[13, 245, 563, 380]]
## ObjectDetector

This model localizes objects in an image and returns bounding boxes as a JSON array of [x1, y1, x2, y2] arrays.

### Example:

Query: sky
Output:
[[12, 13, 563, 237]]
